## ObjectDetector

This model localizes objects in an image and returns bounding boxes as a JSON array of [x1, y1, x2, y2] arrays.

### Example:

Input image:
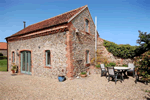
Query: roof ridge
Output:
[[0, 42, 7, 43], [27, 5, 87, 27]]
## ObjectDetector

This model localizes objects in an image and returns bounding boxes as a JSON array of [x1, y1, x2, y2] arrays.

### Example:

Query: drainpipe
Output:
[[95, 16, 97, 65]]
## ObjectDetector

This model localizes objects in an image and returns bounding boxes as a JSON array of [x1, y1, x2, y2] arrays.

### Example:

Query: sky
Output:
[[0, 0, 150, 46]]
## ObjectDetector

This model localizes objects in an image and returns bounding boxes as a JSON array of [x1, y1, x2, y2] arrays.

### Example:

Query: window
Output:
[[86, 50, 89, 63], [12, 51, 15, 63], [45, 50, 51, 66], [85, 19, 89, 32]]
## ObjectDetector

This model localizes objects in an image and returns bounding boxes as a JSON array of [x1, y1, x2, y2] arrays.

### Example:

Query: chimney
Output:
[[23, 21, 26, 28]]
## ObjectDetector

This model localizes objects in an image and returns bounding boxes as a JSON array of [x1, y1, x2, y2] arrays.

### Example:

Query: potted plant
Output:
[[95, 64, 100, 69], [80, 72, 87, 77], [122, 64, 128, 67], [106, 62, 116, 67], [85, 63, 90, 67], [11, 63, 17, 73], [57, 68, 67, 82]]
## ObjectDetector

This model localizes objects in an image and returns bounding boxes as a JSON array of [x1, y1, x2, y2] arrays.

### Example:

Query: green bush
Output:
[[0, 59, 7, 71], [103, 40, 138, 59], [0, 56, 7, 60], [106, 62, 116, 67], [134, 50, 150, 81], [81, 72, 86, 75], [0, 53, 3, 56], [95, 64, 100, 68], [122, 64, 128, 67], [103, 31, 150, 59]]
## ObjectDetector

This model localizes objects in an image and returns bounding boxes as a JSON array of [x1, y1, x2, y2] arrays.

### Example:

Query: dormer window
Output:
[[85, 19, 89, 32]]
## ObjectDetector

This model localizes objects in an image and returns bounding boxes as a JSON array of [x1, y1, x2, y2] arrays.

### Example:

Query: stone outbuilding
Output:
[[0, 42, 7, 57], [6, 5, 98, 78]]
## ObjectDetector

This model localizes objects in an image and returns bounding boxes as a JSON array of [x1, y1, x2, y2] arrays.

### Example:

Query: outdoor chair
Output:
[[107, 67, 123, 84], [127, 63, 135, 78], [100, 64, 107, 77]]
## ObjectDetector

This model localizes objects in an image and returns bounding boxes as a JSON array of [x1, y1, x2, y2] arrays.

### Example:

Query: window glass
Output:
[[46, 50, 50, 66], [12, 52, 15, 63], [85, 19, 89, 32], [86, 50, 89, 63]]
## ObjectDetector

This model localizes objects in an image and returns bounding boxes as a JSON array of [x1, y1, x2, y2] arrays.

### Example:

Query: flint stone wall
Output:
[[0, 50, 7, 56], [72, 8, 95, 35], [71, 8, 96, 76], [72, 31, 95, 76], [8, 32, 67, 78], [97, 38, 133, 65]]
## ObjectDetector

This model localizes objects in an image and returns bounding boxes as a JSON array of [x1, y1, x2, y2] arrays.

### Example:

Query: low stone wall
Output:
[[0, 49, 7, 57]]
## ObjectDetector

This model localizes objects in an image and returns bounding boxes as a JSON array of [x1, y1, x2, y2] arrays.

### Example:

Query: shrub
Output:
[[103, 40, 137, 59], [81, 72, 86, 75], [122, 64, 128, 67], [0, 53, 3, 56], [134, 50, 150, 81], [95, 64, 100, 68], [0, 56, 7, 60], [106, 62, 116, 67], [11, 63, 17, 71]]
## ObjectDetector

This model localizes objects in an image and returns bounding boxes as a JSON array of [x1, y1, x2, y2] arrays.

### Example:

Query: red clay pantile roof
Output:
[[8, 5, 87, 38], [0, 42, 7, 49]]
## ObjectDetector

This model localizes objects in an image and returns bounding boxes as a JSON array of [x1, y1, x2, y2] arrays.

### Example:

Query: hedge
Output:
[[0, 56, 7, 60], [103, 40, 138, 59], [0, 53, 3, 56]]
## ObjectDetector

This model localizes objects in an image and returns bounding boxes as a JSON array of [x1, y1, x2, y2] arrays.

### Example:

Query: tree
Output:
[[137, 30, 150, 51], [0, 53, 3, 56]]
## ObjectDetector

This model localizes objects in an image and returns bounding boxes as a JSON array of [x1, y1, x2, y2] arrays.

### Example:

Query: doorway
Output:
[[21, 51, 31, 74]]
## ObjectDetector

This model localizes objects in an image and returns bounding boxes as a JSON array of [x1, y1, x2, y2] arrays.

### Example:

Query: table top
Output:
[[114, 67, 130, 70]]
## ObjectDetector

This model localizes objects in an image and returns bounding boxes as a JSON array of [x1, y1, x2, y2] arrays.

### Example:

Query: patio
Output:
[[0, 72, 149, 100]]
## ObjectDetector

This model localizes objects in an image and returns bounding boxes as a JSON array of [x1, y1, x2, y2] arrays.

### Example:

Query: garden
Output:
[[0, 53, 7, 71], [91, 30, 150, 84]]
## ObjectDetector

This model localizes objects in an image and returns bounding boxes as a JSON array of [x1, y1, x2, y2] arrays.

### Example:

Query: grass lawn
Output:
[[0, 59, 7, 71]]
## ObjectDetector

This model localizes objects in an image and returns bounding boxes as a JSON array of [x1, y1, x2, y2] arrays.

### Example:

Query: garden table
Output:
[[114, 67, 131, 80]]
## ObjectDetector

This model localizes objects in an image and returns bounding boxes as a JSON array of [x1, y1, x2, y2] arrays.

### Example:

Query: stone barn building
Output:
[[6, 5, 99, 78], [0, 42, 7, 57]]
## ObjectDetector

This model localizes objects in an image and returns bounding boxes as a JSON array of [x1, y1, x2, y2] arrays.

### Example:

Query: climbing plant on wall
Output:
[[103, 40, 137, 59], [103, 30, 150, 59]]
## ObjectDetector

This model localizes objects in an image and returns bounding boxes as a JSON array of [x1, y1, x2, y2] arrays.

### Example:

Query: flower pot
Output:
[[58, 76, 66, 82], [95, 67, 100, 69], [86, 63, 90, 67], [11, 70, 15, 74], [80, 74, 87, 77]]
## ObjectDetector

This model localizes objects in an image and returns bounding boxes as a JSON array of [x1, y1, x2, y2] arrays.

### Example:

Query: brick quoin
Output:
[[66, 22, 75, 79], [66, 31, 74, 79]]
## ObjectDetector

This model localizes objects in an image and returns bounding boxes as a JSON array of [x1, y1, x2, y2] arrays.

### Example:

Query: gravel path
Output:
[[0, 72, 149, 100]]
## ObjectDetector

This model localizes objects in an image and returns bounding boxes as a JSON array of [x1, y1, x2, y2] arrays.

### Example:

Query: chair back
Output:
[[107, 67, 115, 75], [128, 63, 135, 70], [100, 64, 105, 70]]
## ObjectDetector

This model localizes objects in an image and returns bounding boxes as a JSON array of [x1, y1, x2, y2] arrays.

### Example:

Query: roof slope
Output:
[[9, 5, 87, 38], [0, 42, 7, 49]]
